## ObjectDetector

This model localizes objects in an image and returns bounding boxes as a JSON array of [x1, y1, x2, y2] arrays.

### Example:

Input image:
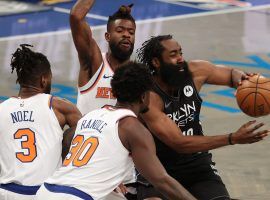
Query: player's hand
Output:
[[238, 72, 257, 86], [113, 183, 127, 195], [230, 120, 269, 144], [234, 72, 257, 96]]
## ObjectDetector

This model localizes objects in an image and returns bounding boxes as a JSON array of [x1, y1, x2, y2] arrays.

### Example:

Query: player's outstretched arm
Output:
[[140, 92, 269, 154], [70, 0, 103, 87], [118, 117, 197, 200]]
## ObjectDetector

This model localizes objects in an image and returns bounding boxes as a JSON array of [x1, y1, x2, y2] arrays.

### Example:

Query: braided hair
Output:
[[107, 4, 135, 31], [11, 44, 51, 86], [136, 35, 172, 74]]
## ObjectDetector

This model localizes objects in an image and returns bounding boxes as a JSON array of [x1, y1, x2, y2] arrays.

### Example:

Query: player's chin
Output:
[[119, 46, 132, 52]]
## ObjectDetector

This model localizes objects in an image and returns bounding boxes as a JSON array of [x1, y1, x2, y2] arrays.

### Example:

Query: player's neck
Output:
[[106, 52, 129, 72], [115, 102, 140, 116], [18, 85, 44, 99], [154, 75, 178, 96]]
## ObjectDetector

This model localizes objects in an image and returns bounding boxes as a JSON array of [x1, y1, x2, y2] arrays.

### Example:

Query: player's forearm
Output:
[[70, 0, 95, 20], [155, 175, 197, 200], [171, 134, 231, 154]]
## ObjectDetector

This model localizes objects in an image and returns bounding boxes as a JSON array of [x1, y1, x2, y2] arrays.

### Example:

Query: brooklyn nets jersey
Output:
[[77, 53, 116, 115], [152, 67, 221, 186], [46, 106, 136, 200], [0, 93, 63, 186]]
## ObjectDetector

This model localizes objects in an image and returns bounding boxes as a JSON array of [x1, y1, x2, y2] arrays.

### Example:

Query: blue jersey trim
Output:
[[44, 183, 94, 200], [0, 183, 40, 195]]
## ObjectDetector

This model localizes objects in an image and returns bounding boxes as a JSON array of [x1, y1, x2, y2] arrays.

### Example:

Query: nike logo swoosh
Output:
[[164, 101, 172, 108], [103, 74, 113, 79]]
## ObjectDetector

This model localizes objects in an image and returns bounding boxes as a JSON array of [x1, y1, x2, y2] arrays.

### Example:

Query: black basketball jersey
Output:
[[152, 68, 221, 185]]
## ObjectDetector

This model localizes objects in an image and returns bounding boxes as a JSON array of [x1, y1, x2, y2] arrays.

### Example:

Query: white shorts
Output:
[[0, 188, 35, 200]]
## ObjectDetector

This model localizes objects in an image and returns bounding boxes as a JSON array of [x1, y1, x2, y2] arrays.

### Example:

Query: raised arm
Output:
[[118, 117, 197, 200], [140, 92, 269, 154], [70, 0, 103, 87]]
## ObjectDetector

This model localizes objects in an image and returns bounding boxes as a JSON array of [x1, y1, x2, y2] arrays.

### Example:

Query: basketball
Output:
[[236, 74, 270, 117]]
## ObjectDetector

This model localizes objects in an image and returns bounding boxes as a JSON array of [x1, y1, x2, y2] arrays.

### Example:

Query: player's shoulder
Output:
[[52, 96, 74, 105], [51, 96, 79, 113], [148, 91, 164, 110], [188, 60, 214, 76], [118, 116, 142, 132], [188, 60, 212, 68]]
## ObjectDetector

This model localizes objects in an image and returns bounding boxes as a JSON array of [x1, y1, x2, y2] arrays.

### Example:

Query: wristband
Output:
[[228, 133, 234, 145]]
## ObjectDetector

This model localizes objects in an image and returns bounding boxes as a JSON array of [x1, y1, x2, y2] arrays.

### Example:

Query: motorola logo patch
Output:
[[183, 85, 193, 97]]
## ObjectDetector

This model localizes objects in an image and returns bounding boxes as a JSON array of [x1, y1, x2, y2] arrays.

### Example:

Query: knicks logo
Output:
[[96, 87, 116, 99], [183, 85, 193, 97]]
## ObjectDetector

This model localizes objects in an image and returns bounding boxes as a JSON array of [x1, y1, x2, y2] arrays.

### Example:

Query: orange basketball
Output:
[[236, 74, 270, 117]]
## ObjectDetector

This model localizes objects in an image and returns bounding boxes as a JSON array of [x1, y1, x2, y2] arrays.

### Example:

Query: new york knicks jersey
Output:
[[0, 93, 63, 186], [45, 106, 136, 200], [77, 53, 116, 115]]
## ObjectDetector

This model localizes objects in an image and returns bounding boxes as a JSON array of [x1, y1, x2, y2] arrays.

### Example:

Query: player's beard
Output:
[[109, 41, 134, 62], [159, 61, 189, 88]]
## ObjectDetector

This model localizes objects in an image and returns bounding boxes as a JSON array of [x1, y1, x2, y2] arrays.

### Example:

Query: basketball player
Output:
[[135, 35, 269, 200], [0, 44, 82, 200], [70, 0, 135, 115], [70, 1, 137, 198], [35, 61, 196, 200]]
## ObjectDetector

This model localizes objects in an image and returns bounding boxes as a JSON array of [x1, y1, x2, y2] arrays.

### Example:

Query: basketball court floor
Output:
[[0, 0, 270, 199]]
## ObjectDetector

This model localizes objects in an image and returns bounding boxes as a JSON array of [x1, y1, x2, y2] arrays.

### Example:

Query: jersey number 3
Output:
[[14, 128, 37, 162], [63, 135, 99, 167]]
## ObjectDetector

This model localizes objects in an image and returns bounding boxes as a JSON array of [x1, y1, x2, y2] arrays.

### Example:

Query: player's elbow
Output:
[[152, 173, 171, 190], [169, 138, 194, 154], [70, 8, 84, 22]]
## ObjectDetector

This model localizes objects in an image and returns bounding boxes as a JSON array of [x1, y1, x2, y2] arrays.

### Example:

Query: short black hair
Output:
[[136, 35, 172, 73], [111, 61, 153, 103], [107, 4, 135, 31], [10, 44, 51, 86]]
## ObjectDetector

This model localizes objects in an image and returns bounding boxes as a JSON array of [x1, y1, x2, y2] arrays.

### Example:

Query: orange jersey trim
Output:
[[80, 63, 105, 94]]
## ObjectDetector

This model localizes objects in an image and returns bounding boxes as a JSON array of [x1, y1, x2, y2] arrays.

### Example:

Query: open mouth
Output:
[[119, 40, 131, 48]]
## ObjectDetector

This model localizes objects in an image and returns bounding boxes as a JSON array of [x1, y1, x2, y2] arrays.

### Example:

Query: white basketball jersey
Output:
[[46, 106, 136, 200], [0, 93, 63, 186], [77, 53, 116, 115]]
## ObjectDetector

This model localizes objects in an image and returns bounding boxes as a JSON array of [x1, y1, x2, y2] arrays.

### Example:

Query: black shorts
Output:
[[137, 179, 230, 200]]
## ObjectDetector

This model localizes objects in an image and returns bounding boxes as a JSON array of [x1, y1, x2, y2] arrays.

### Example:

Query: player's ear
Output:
[[139, 92, 150, 114], [152, 57, 160, 70], [40, 74, 48, 89], [40, 75, 46, 89], [105, 32, 110, 42], [141, 92, 146, 103]]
